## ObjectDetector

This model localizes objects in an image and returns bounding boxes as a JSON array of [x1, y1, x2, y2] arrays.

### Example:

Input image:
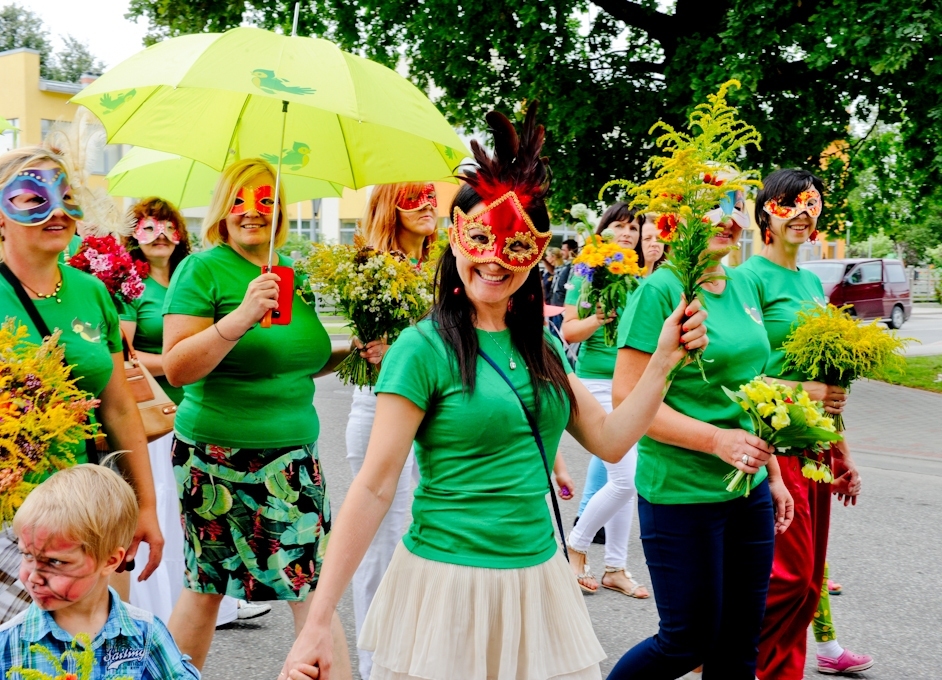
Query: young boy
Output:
[[0, 464, 200, 679]]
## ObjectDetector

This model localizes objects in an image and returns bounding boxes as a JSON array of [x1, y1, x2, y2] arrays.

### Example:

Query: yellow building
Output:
[[0, 47, 115, 194]]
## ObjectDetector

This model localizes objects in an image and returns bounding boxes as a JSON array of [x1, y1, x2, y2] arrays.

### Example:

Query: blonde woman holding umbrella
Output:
[[162, 158, 351, 676]]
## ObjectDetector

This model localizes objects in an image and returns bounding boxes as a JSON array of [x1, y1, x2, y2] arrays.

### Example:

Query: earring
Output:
[[528, 294, 535, 302], [764, 230, 772, 245], [452, 286, 462, 295], [507, 297, 514, 312], [810, 229, 819, 242]]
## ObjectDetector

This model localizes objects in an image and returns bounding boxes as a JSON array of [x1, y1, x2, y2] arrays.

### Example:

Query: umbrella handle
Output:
[[268, 100, 289, 269]]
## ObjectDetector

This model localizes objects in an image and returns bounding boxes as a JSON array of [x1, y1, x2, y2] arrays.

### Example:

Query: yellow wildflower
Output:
[[771, 404, 790, 430]]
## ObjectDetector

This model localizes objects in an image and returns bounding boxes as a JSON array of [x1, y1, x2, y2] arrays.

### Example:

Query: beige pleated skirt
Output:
[[360, 543, 605, 680]]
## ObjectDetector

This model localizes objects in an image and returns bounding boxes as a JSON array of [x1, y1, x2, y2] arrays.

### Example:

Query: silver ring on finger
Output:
[[741, 454, 749, 465]]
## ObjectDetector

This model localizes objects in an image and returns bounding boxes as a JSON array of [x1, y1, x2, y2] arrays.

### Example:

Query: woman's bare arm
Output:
[[611, 347, 773, 475], [120, 320, 166, 377]]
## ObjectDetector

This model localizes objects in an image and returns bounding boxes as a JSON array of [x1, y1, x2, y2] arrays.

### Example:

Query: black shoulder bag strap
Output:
[[0, 262, 100, 463], [0, 262, 54, 338], [477, 348, 569, 562]]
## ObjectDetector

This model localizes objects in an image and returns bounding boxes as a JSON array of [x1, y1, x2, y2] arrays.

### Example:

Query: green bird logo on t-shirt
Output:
[[744, 305, 763, 325], [72, 318, 102, 343]]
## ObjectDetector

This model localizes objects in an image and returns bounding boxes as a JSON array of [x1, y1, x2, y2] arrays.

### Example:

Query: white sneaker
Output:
[[236, 599, 272, 620]]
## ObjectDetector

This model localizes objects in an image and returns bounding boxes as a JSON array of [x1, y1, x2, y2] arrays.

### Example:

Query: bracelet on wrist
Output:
[[214, 322, 246, 342]]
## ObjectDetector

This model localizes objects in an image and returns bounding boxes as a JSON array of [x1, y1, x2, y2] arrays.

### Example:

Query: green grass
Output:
[[881, 355, 942, 394]]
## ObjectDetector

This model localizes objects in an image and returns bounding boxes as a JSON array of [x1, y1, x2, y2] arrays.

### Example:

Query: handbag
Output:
[[122, 330, 177, 442], [0, 262, 104, 461], [477, 348, 569, 562]]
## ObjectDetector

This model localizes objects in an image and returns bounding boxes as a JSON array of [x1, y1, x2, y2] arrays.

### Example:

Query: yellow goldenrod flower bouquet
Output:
[[298, 244, 434, 386], [0, 321, 99, 525], [599, 80, 761, 381], [7, 633, 133, 680], [723, 377, 843, 496], [781, 304, 911, 431], [569, 209, 644, 345]]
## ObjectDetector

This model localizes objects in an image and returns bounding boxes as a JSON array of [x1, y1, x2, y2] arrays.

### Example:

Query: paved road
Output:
[[902, 304, 942, 356], [204, 375, 942, 680]]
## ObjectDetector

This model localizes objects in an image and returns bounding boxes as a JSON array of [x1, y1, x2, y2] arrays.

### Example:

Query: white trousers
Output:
[[130, 432, 237, 626], [346, 388, 417, 680], [568, 378, 638, 570]]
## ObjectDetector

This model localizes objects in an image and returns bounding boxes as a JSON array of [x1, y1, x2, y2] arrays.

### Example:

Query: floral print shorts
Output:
[[172, 435, 331, 602]]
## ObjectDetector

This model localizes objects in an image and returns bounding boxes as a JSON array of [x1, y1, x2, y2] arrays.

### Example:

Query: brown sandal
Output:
[[601, 567, 649, 599], [567, 544, 598, 593]]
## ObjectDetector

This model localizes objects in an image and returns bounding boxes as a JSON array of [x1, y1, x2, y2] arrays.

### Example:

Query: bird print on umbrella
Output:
[[261, 142, 312, 170], [251, 69, 316, 96], [99, 89, 137, 114]]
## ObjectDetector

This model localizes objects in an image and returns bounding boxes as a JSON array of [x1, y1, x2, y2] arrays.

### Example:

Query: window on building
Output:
[[90, 144, 123, 175], [0, 119, 18, 153], [289, 218, 321, 243], [339, 220, 357, 245], [41, 119, 56, 140]]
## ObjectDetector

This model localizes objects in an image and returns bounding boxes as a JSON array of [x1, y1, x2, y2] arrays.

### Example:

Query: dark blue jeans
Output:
[[608, 480, 775, 680]]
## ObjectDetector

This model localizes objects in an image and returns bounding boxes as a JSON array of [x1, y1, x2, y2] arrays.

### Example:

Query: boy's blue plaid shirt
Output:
[[0, 588, 199, 679]]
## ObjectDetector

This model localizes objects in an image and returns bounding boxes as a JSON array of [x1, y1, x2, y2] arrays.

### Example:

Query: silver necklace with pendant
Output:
[[483, 329, 517, 370]]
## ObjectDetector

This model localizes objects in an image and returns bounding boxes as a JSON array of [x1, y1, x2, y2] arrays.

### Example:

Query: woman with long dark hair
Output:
[[563, 203, 648, 598], [280, 106, 708, 680]]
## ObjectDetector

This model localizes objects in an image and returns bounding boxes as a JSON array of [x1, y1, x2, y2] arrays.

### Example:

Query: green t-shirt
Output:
[[119, 276, 184, 405], [57, 234, 83, 264], [376, 319, 573, 569], [564, 274, 618, 380], [737, 255, 826, 382], [0, 264, 122, 467], [163, 244, 331, 448], [617, 266, 771, 504]]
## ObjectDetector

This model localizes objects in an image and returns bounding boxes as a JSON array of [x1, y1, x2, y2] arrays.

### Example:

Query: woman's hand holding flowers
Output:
[[654, 296, 709, 370], [711, 429, 774, 475], [803, 381, 847, 415], [594, 303, 617, 326], [353, 337, 390, 366]]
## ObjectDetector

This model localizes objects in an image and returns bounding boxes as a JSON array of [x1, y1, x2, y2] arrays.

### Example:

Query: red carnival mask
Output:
[[452, 191, 552, 272], [396, 184, 437, 212], [763, 187, 822, 220], [230, 184, 275, 215]]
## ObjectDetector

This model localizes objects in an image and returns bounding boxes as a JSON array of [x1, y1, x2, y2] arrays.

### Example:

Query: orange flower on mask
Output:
[[657, 213, 678, 241]]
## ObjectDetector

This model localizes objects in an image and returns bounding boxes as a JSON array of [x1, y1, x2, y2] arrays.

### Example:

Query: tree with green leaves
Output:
[[0, 3, 105, 81], [0, 3, 53, 75], [127, 0, 942, 232]]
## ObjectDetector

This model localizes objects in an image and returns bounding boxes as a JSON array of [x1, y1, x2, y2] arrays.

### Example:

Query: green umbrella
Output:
[[71, 27, 469, 191], [107, 147, 344, 208], [0, 117, 18, 134]]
